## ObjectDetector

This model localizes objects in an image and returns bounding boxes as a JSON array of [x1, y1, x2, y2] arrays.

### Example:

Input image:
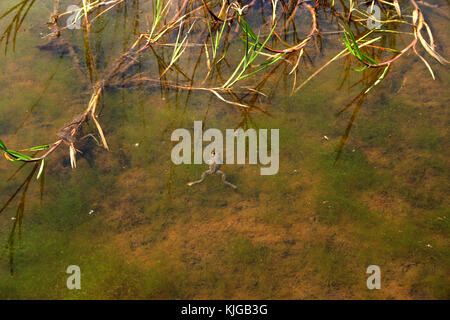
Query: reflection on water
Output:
[[0, 162, 41, 275], [0, 0, 449, 299]]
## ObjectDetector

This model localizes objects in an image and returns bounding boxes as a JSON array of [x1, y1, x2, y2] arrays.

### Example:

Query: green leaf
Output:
[[354, 65, 370, 72], [364, 65, 390, 94], [342, 21, 377, 65], [28, 145, 50, 151], [237, 16, 257, 42], [0, 139, 7, 151], [6, 150, 33, 161], [238, 54, 285, 81]]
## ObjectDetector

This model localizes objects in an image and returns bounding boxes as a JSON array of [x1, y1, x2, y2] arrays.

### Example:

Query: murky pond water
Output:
[[0, 0, 448, 299]]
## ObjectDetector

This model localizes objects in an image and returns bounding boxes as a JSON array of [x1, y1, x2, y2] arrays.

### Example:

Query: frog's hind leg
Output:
[[187, 170, 212, 186], [216, 170, 237, 189]]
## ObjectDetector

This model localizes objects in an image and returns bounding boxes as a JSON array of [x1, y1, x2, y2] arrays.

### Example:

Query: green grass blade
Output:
[[0, 139, 7, 151], [27, 145, 50, 151], [364, 65, 390, 94], [6, 150, 33, 161]]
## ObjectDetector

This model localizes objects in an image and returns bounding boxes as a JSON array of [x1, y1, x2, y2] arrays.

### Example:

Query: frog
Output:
[[187, 151, 237, 189]]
